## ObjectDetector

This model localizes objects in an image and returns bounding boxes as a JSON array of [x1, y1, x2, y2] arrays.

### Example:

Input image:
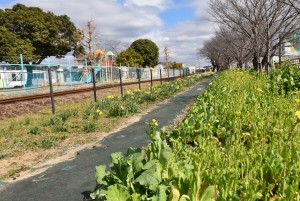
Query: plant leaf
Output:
[[101, 184, 130, 201], [134, 163, 161, 191], [179, 195, 191, 201], [200, 186, 217, 201], [157, 184, 169, 201], [168, 186, 180, 201], [95, 165, 107, 185]]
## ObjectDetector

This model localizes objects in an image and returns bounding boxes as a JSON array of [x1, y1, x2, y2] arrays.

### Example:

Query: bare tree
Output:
[[103, 39, 130, 55], [77, 19, 101, 65], [199, 35, 234, 71], [209, 0, 300, 72], [217, 27, 252, 68], [279, 0, 300, 13]]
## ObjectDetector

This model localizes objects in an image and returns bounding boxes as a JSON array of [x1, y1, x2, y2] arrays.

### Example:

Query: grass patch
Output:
[[0, 73, 213, 180]]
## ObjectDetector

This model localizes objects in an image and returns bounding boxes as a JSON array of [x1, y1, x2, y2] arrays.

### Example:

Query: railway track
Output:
[[0, 77, 178, 104]]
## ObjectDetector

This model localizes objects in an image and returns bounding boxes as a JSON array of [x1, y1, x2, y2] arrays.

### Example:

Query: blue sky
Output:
[[0, 0, 214, 66], [160, 6, 195, 28]]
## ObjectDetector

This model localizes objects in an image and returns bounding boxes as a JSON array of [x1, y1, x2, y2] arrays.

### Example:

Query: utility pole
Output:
[[164, 46, 170, 78]]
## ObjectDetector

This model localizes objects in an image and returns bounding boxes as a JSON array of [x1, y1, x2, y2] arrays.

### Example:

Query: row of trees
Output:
[[199, 0, 300, 72], [0, 4, 160, 68]]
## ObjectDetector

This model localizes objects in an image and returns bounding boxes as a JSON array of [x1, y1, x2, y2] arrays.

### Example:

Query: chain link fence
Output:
[[0, 64, 184, 96]]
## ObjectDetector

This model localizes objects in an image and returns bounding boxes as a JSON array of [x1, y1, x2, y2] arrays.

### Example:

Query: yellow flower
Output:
[[126, 90, 132, 95], [235, 111, 241, 116], [256, 88, 264, 93], [97, 110, 103, 115], [295, 99, 300, 104], [134, 88, 141, 93], [295, 111, 300, 119], [107, 95, 114, 99], [151, 119, 158, 127]]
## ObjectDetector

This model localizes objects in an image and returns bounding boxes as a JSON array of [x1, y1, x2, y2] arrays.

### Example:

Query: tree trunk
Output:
[[237, 60, 243, 68], [252, 56, 259, 71]]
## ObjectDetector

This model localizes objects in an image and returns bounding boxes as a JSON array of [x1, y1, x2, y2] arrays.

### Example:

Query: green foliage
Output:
[[0, 3, 79, 63], [91, 70, 300, 200], [169, 61, 183, 69], [116, 48, 144, 67], [87, 75, 207, 119], [268, 63, 300, 94], [91, 120, 217, 200], [130, 39, 159, 67], [0, 26, 37, 63]]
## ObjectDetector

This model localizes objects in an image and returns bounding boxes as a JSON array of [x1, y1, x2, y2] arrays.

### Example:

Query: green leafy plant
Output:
[[91, 70, 300, 200]]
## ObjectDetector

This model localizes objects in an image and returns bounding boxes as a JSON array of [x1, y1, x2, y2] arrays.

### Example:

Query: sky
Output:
[[0, 0, 216, 66]]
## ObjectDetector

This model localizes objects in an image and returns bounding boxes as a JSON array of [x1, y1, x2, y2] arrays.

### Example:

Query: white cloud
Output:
[[1, 0, 215, 66], [19, 0, 164, 40], [124, 0, 171, 12], [158, 20, 215, 66]]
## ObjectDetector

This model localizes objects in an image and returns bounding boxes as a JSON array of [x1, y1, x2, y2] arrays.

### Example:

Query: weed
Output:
[[24, 117, 31, 125], [40, 140, 54, 149], [83, 121, 97, 133], [59, 109, 78, 122], [43, 115, 62, 126], [27, 126, 40, 135], [108, 105, 128, 117], [53, 124, 69, 133], [8, 121, 17, 131]]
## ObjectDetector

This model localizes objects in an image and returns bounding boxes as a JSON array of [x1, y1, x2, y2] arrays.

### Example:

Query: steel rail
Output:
[[0, 77, 180, 104]]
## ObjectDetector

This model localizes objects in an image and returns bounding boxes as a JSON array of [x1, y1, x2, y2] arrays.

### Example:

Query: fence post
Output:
[[119, 68, 123, 97], [160, 68, 162, 86], [20, 54, 25, 89], [100, 67, 103, 82], [172, 68, 174, 79], [48, 67, 55, 114], [150, 69, 153, 89], [85, 58, 88, 71], [138, 68, 141, 90], [68, 59, 72, 86], [92, 68, 97, 102]]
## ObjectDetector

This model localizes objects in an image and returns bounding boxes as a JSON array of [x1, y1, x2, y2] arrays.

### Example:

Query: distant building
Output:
[[283, 33, 300, 59]]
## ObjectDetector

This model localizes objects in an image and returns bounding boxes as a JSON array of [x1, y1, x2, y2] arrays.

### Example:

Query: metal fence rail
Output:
[[0, 64, 183, 96]]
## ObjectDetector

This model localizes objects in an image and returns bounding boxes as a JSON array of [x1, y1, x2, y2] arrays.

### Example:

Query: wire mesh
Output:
[[0, 64, 183, 96]]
